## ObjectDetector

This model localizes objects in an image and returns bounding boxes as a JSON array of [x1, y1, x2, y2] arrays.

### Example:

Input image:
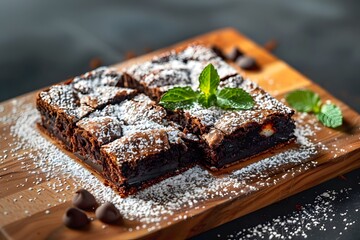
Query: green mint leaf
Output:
[[198, 93, 217, 108], [285, 89, 321, 113], [159, 64, 255, 111], [199, 63, 220, 97], [159, 87, 199, 110], [216, 88, 254, 110], [316, 103, 343, 128]]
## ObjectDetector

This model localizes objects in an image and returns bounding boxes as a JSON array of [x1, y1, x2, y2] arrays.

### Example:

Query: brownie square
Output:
[[36, 67, 137, 150], [72, 94, 200, 196], [177, 75, 296, 169], [101, 128, 189, 196], [123, 45, 238, 100], [72, 94, 167, 164]]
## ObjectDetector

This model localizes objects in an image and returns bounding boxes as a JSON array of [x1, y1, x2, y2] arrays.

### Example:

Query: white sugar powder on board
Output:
[[5, 101, 320, 225], [219, 187, 358, 239]]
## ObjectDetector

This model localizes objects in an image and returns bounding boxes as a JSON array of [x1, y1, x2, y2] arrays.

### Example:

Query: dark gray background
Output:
[[0, 0, 359, 239]]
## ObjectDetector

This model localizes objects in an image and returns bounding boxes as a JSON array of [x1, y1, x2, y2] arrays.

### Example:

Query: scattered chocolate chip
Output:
[[95, 202, 121, 224], [72, 189, 97, 210], [89, 57, 103, 70], [236, 56, 258, 70], [125, 51, 136, 60], [144, 47, 153, 53], [211, 46, 225, 59], [63, 207, 89, 229], [263, 39, 278, 52], [225, 47, 243, 61]]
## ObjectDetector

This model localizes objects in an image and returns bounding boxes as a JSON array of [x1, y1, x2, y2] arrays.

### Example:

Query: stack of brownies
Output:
[[36, 45, 295, 197]]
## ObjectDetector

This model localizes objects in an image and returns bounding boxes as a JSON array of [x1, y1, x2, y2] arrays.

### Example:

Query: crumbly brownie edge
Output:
[[107, 163, 197, 198], [36, 92, 76, 150], [202, 138, 297, 171], [201, 115, 296, 170], [69, 141, 197, 197], [72, 128, 103, 166], [100, 137, 178, 185], [37, 122, 74, 154]]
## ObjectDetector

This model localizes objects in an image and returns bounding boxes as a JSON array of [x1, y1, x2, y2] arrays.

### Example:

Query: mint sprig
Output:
[[285, 90, 321, 113], [198, 64, 220, 107], [159, 87, 199, 110], [159, 64, 254, 110], [316, 103, 343, 128], [216, 88, 254, 110], [285, 89, 343, 128]]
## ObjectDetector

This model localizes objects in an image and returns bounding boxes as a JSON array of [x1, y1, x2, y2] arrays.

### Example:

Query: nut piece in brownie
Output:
[[36, 67, 137, 150], [176, 75, 296, 170], [123, 45, 237, 101], [72, 94, 200, 197]]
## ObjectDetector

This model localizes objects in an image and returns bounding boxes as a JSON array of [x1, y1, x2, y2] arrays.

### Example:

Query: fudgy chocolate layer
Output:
[[201, 115, 296, 169]]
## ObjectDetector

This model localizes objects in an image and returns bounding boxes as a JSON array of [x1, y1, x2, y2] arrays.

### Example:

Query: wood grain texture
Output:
[[0, 28, 360, 240]]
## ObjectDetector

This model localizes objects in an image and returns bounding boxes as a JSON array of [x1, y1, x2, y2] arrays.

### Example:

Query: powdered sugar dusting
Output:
[[220, 187, 358, 239], [77, 94, 185, 157], [92, 94, 166, 125], [103, 129, 171, 166], [125, 45, 238, 97], [38, 67, 135, 120], [185, 76, 294, 135], [177, 45, 218, 61], [76, 116, 123, 145], [2, 100, 322, 227]]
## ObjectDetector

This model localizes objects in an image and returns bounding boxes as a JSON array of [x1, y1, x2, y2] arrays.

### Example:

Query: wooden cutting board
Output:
[[1, 28, 360, 240]]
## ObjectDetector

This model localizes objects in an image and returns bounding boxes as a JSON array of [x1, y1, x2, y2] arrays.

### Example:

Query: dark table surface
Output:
[[0, 1, 359, 239]]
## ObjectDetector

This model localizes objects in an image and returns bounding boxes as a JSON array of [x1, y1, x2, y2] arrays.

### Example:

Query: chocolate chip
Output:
[[236, 56, 258, 70], [125, 51, 136, 60], [63, 207, 89, 229], [95, 202, 121, 224], [72, 189, 97, 210], [211, 46, 225, 59], [263, 39, 278, 52], [89, 57, 103, 70], [225, 47, 243, 61]]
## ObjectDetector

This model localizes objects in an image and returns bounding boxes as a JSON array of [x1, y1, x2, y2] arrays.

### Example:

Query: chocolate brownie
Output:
[[36, 67, 137, 150], [36, 45, 296, 196], [123, 45, 237, 100], [72, 94, 168, 164], [72, 94, 200, 196], [177, 75, 296, 169]]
